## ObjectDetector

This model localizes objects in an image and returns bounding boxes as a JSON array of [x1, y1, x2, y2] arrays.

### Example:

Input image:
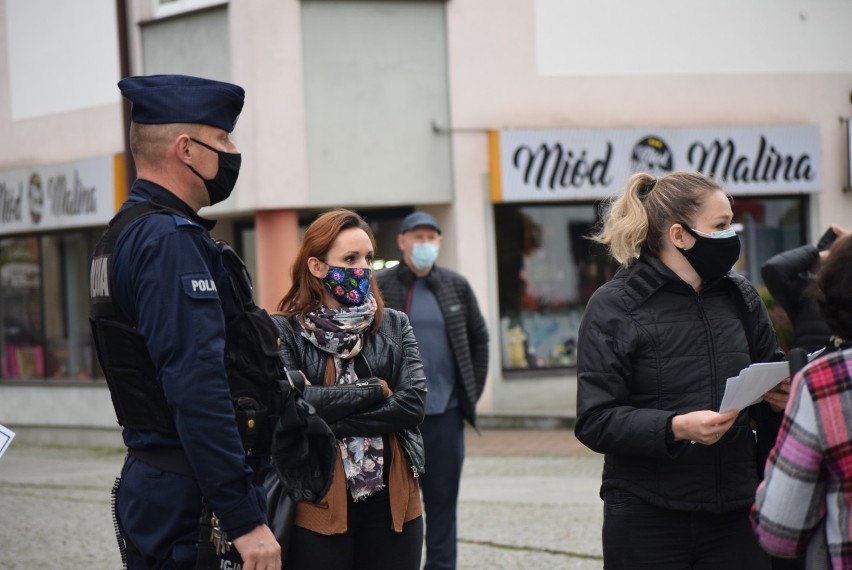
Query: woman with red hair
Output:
[[271, 208, 426, 570]]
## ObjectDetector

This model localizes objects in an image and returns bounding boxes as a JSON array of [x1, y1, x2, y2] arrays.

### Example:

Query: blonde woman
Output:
[[575, 171, 787, 569]]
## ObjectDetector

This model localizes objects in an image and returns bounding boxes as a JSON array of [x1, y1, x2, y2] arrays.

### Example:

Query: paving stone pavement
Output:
[[0, 428, 604, 569]]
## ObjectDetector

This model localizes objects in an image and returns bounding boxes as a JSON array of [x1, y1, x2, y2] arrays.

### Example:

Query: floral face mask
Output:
[[322, 266, 372, 306]]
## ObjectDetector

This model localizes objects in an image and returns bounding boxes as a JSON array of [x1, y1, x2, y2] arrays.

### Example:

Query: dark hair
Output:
[[816, 233, 852, 340], [592, 171, 728, 265], [275, 208, 384, 332]]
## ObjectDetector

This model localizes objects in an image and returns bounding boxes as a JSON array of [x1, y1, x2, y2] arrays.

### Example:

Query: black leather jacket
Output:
[[575, 254, 784, 513], [271, 309, 426, 476]]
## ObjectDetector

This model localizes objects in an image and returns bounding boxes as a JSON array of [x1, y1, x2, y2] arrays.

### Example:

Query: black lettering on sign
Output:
[[0, 181, 23, 223], [687, 136, 814, 184], [512, 142, 613, 190], [47, 171, 97, 216]]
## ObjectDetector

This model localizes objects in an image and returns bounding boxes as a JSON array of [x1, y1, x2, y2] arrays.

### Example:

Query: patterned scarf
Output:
[[295, 295, 384, 500]]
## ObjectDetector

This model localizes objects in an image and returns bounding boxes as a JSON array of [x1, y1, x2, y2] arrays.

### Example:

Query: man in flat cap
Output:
[[90, 75, 281, 569], [376, 211, 489, 570]]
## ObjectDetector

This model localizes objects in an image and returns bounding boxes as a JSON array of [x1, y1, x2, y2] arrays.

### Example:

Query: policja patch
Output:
[[181, 273, 220, 299]]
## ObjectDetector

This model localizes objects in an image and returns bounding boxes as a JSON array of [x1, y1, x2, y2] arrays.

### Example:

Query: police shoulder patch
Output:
[[171, 214, 202, 230], [181, 272, 220, 299]]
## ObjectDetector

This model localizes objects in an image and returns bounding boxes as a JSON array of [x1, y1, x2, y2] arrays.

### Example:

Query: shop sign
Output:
[[490, 125, 821, 202], [0, 155, 120, 235]]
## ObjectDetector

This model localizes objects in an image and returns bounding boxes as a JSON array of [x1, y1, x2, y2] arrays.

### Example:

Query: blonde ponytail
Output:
[[593, 171, 724, 266], [592, 173, 656, 265]]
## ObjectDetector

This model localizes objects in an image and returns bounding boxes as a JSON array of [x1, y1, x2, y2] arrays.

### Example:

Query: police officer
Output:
[[91, 75, 280, 569]]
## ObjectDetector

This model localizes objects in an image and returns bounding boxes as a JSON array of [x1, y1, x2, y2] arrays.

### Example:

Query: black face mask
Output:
[[676, 223, 741, 283], [187, 137, 241, 205]]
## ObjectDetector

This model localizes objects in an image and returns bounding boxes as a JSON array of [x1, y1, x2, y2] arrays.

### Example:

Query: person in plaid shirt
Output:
[[751, 233, 852, 568]]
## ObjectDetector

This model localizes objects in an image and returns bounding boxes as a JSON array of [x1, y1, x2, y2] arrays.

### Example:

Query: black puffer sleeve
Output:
[[573, 283, 677, 458], [760, 245, 818, 319]]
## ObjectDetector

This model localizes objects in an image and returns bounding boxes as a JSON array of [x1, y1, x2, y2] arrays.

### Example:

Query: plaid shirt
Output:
[[751, 348, 852, 568]]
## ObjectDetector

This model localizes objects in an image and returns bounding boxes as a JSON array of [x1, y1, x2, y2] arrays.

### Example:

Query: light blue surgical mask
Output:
[[411, 243, 440, 270], [690, 226, 737, 239]]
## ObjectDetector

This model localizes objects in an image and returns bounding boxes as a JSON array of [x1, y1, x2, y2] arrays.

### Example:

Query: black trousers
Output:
[[284, 488, 423, 570], [118, 455, 203, 569], [420, 407, 466, 570], [602, 489, 771, 570]]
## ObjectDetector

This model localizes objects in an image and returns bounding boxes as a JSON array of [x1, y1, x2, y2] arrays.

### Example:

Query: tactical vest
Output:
[[89, 199, 281, 459]]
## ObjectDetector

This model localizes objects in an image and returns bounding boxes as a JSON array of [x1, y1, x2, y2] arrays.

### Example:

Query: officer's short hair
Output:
[[129, 123, 201, 166]]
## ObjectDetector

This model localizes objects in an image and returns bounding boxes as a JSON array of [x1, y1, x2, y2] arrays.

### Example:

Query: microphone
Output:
[[788, 347, 809, 377]]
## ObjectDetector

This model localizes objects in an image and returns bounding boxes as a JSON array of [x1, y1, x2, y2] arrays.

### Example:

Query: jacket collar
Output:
[[130, 179, 217, 231], [395, 260, 440, 289], [619, 253, 674, 310], [621, 251, 759, 312], [726, 271, 761, 312]]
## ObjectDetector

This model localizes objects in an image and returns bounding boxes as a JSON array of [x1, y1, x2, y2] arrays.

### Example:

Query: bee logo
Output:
[[630, 136, 673, 176], [28, 173, 43, 224]]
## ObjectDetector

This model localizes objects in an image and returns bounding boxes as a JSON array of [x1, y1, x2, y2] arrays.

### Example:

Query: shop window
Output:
[[0, 231, 102, 381], [0, 237, 44, 379], [494, 195, 807, 372], [495, 203, 617, 371], [730, 197, 806, 286]]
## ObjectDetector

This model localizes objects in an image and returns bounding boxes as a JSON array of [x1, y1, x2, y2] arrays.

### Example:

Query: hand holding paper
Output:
[[763, 378, 792, 412], [674, 408, 739, 446], [718, 362, 789, 412], [0, 423, 15, 460], [719, 350, 825, 413]]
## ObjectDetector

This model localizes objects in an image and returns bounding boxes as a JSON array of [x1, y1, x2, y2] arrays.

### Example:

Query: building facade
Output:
[[1, 0, 851, 440]]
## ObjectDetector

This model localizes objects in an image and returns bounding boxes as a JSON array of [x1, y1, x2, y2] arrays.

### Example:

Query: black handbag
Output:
[[262, 468, 297, 553], [264, 370, 337, 560]]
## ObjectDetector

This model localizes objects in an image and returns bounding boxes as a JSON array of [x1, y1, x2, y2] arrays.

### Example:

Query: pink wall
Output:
[[255, 209, 299, 313]]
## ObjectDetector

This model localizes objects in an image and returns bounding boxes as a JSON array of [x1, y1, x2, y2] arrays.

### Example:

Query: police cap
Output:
[[118, 74, 245, 133], [399, 211, 442, 235]]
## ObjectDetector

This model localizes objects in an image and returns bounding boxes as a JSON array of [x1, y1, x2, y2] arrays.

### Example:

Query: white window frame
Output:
[[152, 0, 227, 19]]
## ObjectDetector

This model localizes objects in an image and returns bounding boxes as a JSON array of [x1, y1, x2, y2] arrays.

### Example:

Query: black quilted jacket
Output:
[[271, 309, 426, 476], [376, 263, 489, 426], [575, 253, 785, 513]]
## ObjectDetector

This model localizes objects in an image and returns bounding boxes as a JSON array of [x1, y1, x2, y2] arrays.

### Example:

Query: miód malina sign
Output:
[[489, 125, 821, 202], [0, 154, 121, 235]]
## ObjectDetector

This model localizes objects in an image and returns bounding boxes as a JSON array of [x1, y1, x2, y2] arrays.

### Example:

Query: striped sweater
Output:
[[751, 348, 852, 568]]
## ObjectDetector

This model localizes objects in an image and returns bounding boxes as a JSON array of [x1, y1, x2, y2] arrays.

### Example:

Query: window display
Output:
[[495, 204, 616, 370], [0, 230, 102, 381], [495, 196, 806, 372], [1, 237, 44, 379]]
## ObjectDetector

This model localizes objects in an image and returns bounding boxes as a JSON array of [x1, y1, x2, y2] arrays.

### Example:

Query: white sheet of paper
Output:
[[718, 361, 789, 412], [0, 424, 15, 459]]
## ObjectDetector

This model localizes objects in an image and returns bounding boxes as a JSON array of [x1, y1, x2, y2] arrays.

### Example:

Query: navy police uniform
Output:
[[113, 183, 266, 568], [93, 75, 266, 569]]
